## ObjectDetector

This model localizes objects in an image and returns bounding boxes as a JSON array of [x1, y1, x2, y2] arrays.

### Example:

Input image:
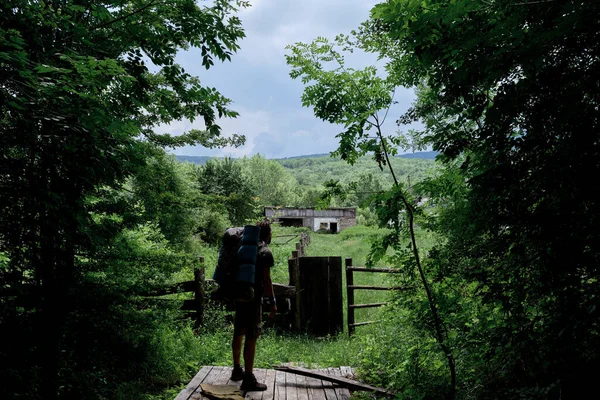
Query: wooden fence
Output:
[[345, 258, 409, 335], [142, 256, 206, 327], [143, 232, 320, 331]]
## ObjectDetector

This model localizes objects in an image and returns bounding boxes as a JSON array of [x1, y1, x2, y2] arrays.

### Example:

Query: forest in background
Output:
[[1, 1, 599, 400]]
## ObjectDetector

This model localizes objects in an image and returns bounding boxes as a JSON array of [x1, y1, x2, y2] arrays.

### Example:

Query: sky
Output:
[[161, 0, 419, 159]]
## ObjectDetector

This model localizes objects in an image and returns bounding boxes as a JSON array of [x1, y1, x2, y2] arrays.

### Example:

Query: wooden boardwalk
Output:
[[175, 366, 354, 400]]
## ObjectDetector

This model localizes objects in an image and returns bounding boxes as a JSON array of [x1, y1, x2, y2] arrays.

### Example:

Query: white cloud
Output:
[[162, 0, 419, 159]]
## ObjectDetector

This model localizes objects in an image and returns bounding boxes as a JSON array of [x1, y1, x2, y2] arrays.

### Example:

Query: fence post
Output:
[[300, 233, 306, 254], [291, 251, 301, 330], [345, 258, 355, 336], [296, 242, 302, 257], [288, 257, 297, 286], [194, 256, 205, 327]]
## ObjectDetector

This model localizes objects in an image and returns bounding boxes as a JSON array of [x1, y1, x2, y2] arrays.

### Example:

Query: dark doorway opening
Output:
[[330, 222, 338, 233], [279, 218, 304, 227]]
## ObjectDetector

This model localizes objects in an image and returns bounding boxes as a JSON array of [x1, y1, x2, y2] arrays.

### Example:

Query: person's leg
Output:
[[232, 335, 243, 366], [240, 303, 266, 391], [231, 304, 247, 381], [243, 336, 257, 375]]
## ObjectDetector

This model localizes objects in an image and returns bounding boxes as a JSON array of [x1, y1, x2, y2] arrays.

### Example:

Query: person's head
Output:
[[257, 219, 271, 244]]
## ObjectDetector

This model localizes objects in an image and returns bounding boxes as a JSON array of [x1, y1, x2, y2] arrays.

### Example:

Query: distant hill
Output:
[[175, 155, 216, 165], [175, 151, 438, 165], [399, 151, 439, 159], [274, 153, 330, 161]]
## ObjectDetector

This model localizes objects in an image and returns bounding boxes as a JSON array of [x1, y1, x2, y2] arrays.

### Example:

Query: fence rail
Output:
[[345, 258, 405, 335], [142, 257, 205, 327]]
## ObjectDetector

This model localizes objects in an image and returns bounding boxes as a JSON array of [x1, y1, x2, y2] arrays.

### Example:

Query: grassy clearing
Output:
[[166, 224, 435, 398]]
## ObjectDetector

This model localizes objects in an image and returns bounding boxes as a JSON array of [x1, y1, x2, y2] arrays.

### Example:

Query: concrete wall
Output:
[[267, 207, 357, 232], [313, 217, 341, 232]]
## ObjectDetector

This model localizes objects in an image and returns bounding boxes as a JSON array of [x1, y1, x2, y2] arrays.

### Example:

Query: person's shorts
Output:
[[233, 301, 262, 339]]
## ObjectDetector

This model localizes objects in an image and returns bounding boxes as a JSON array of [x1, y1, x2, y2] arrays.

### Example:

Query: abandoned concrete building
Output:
[[264, 206, 356, 233]]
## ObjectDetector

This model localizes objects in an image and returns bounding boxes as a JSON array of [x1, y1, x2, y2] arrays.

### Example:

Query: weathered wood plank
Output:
[[327, 368, 350, 400], [318, 369, 338, 400], [346, 267, 401, 273], [262, 368, 277, 400], [274, 370, 286, 400], [274, 366, 394, 396], [285, 372, 299, 400], [347, 285, 409, 291], [349, 321, 381, 328], [189, 367, 227, 400], [305, 375, 327, 400], [349, 302, 390, 309], [345, 258, 355, 336], [295, 373, 310, 400], [202, 366, 226, 385], [273, 283, 296, 298], [214, 367, 233, 386], [339, 367, 355, 380], [175, 366, 213, 400]]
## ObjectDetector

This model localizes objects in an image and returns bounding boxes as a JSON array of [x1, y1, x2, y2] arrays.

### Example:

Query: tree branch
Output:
[[90, 0, 161, 31]]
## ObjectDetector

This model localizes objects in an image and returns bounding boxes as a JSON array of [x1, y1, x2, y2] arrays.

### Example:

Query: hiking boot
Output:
[[240, 373, 267, 392], [230, 365, 244, 381]]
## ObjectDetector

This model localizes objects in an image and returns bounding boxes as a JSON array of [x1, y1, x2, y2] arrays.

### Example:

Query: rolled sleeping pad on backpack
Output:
[[236, 225, 260, 284]]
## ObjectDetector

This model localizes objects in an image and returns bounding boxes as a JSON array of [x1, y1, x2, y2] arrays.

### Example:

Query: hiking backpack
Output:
[[211, 225, 260, 302]]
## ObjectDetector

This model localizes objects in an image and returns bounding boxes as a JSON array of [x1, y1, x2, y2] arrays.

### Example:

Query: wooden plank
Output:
[[349, 321, 381, 328], [285, 372, 299, 400], [273, 283, 296, 298], [274, 366, 394, 396], [347, 285, 409, 291], [346, 267, 401, 273], [214, 367, 234, 385], [305, 374, 327, 400], [339, 367, 355, 380], [349, 302, 389, 309], [295, 373, 310, 400], [175, 366, 213, 400], [288, 258, 297, 286], [327, 368, 350, 400], [194, 267, 205, 326], [202, 366, 226, 385], [275, 369, 286, 400], [345, 258, 354, 336], [318, 369, 338, 400], [142, 280, 195, 297], [189, 366, 225, 400], [262, 368, 277, 400], [246, 368, 267, 400]]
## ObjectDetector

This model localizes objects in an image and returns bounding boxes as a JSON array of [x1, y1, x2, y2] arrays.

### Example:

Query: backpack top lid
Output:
[[223, 227, 244, 245]]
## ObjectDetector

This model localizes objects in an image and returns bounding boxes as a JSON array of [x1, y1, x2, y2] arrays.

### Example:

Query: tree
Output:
[[359, 0, 600, 397], [0, 1, 247, 398], [196, 157, 258, 226], [286, 36, 456, 397], [240, 154, 299, 206]]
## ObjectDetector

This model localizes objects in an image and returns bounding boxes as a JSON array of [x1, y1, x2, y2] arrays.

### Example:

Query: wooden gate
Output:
[[345, 258, 409, 335], [295, 256, 343, 336]]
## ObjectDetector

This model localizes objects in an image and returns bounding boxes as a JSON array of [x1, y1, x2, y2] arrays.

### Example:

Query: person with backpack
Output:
[[230, 219, 277, 391]]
